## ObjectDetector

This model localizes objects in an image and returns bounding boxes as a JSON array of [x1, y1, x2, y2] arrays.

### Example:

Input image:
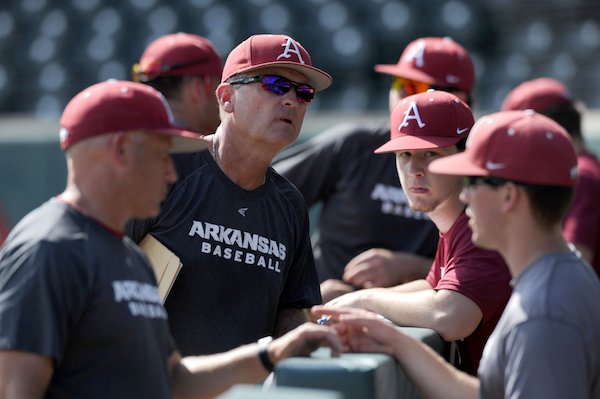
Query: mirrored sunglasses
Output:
[[390, 77, 432, 96], [229, 75, 315, 104]]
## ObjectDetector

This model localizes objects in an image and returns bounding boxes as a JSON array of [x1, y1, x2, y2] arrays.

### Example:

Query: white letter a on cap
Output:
[[403, 39, 426, 68], [277, 36, 305, 64], [400, 101, 426, 129]]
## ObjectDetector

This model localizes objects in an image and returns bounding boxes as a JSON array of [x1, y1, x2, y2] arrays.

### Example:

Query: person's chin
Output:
[[472, 234, 494, 250]]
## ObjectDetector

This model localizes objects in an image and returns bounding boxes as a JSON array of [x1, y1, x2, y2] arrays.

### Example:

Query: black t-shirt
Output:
[[0, 199, 175, 399], [272, 121, 439, 281], [127, 150, 321, 356]]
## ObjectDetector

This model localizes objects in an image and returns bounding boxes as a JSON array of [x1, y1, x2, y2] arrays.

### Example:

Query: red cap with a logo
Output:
[[501, 77, 573, 113], [133, 33, 222, 82], [221, 34, 332, 91], [60, 80, 208, 153], [375, 90, 474, 153], [374, 37, 475, 93], [429, 110, 578, 187]]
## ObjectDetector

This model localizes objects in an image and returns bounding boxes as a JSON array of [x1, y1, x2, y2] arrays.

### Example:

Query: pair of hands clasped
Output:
[[277, 307, 400, 365]]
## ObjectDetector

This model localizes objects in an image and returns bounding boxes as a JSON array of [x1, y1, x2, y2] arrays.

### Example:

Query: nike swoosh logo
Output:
[[486, 161, 506, 170], [456, 127, 469, 134], [446, 74, 460, 84], [238, 208, 248, 217]]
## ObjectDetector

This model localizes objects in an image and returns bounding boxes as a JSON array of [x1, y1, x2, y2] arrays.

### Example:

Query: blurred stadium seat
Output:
[[0, 0, 599, 114]]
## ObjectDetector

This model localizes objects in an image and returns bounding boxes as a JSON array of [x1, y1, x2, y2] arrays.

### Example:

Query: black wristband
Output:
[[257, 336, 274, 372]]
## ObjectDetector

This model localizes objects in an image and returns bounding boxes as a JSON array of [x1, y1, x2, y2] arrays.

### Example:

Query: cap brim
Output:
[[234, 62, 332, 91], [374, 64, 437, 86], [374, 135, 464, 154], [428, 152, 489, 176], [151, 128, 209, 153]]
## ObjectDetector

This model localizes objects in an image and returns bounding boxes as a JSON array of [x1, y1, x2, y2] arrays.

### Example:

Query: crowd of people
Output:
[[0, 29, 599, 399]]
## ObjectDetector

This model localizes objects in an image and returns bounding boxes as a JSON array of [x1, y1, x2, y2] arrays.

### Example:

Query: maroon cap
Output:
[[221, 34, 332, 91], [429, 110, 578, 187], [133, 33, 222, 82], [60, 80, 208, 153], [501, 77, 573, 113], [374, 37, 475, 93], [375, 90, 474, 153]]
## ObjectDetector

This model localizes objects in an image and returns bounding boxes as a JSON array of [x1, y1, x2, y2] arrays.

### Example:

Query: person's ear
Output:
[[216, 83, 234, 113], [108, 132, 132, 166], [500, 182, 520, 213]]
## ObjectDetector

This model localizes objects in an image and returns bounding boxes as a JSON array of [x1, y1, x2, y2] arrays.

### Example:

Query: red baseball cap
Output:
[[221, 34, 332, 91], [132, 33, 222, 82], [374, 37, 474, 93], [429, 110, 578, 187], [500, 77, 573, 113], [375, 90, 474, 153], [60, 80, 209, 153]]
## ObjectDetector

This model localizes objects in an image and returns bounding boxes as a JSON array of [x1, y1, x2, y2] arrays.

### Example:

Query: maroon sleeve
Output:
[[562, 156, 600, 251], [428, 213, 512, 324]]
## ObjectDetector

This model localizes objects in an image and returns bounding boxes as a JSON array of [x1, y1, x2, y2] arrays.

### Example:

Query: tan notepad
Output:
[[138, 234, 182, 304]]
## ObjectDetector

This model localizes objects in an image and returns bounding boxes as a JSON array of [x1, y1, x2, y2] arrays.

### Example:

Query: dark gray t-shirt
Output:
[[272, 121, 439, 282], [0, 199, 175, 399], [479, 252, 600, 398], [127, 150, 321, 356]]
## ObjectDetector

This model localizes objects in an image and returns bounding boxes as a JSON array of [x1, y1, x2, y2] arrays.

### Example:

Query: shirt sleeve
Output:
[[0, 241, 87, 362], [562, 171, 600, 250], [502, 319, 589, 399]]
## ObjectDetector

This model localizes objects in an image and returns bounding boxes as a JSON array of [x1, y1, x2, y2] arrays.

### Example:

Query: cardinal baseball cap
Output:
[[132, 32, 222, 82], [221, 34, 332, 91], [375, 90, 474, 153], [60, 80, 208, 153], [429, 110, 578, 187], [501, 77, 573, 113], [375, 37, 474, 93]]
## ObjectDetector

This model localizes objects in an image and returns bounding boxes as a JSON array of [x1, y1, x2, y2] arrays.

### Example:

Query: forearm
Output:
[[392, 332, 479, 399], [356, 288, 482, 340], [171, 344, 268, 399], [359, 287, 441, 327], [274, 307, 307, 337]]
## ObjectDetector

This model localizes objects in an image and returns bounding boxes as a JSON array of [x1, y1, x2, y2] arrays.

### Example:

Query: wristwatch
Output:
[[257, 336, 274, 372]]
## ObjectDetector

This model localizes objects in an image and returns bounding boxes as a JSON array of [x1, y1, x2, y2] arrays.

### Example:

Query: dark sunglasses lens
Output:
[[262, 76, 292, 95], [260, 75, 315, 103], [295, 85, 315, 103]]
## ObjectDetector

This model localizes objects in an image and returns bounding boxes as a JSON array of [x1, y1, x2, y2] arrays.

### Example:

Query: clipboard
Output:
[[138, 234, 182, 304]]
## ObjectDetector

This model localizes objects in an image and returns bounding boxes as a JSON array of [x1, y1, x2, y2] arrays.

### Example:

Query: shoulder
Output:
[[518, 253, 600, 318], [171, 150, 211, 182]]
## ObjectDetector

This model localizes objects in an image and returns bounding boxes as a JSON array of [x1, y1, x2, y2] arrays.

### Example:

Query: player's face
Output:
[[460, 178, 506, 250], [128, 133, 177, 218], [228, 67, 309, 148], [395, 146, 463, 214]]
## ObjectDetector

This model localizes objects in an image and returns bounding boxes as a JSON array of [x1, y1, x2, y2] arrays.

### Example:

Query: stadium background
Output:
[[1, 0, 600, 228]]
